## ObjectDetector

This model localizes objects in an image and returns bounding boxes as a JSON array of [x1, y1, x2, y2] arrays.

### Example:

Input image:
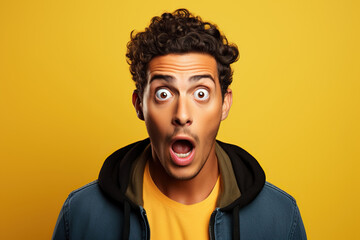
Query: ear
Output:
[[221, 89, 233, 121], [132, 90, 144, 121]]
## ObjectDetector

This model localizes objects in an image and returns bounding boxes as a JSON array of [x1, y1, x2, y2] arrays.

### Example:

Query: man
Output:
[[53, 9, 306, 240]]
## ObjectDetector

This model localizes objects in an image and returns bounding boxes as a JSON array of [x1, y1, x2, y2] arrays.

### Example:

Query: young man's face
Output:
[[134, 53, 232, 180]]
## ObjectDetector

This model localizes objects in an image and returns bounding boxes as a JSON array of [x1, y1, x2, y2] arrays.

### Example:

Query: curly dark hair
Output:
[[126, 8, 239, 99]]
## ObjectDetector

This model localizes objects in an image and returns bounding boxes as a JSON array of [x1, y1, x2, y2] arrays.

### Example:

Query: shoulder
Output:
[[54, 181, 125, 239], [64, 180, 122, 216], [239, 182, 306, 239], [241, 182, 298, 218], [261, 182, 297, 206], [67, 180, 103, 202]]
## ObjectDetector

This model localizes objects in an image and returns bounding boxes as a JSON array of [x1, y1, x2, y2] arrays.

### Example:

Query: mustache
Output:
[[165, 128, 199, 144]]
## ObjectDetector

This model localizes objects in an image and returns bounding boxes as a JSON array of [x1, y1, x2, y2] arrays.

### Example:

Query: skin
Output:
[[133, 53, 232, 204]]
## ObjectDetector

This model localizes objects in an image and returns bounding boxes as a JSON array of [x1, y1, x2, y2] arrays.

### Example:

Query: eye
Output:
[[155, 88, 172, 101], [194, 88, 209, 101]]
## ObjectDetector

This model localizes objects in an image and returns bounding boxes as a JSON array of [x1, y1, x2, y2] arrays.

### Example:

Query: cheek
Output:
[[195, 103, 223, 138], [144, 104, 170, 138]]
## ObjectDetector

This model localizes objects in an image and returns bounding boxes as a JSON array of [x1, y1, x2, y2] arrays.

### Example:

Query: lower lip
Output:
[[170, 147, 195, 166]]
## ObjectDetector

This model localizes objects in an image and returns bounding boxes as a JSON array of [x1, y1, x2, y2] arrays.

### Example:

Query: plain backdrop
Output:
[[1, 0, 359, 239]]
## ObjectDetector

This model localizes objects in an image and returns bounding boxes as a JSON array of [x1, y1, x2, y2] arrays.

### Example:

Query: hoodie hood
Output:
[[98, 138, 265, 211], [216, 140, 266, 211]]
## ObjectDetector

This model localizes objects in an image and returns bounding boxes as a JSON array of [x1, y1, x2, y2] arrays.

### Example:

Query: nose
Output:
[[172, 96, 192, 127]]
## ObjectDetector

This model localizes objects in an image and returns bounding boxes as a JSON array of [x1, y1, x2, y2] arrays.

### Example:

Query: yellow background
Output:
[[1, 0, 359, 239]]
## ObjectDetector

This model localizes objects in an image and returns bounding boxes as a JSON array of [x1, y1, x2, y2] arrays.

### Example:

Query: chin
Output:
[[166, 163, 204, 181], [168, 171, 199, 181]]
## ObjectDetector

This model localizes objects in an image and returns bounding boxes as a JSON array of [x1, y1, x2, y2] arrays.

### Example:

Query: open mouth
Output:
[[170, 139, 195, 166], [172, 140, 193, 158]]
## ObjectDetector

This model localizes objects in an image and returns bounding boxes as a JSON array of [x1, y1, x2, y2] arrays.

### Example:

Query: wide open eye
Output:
[[155, 88, 172, 101], [194, 88, 209, 101]]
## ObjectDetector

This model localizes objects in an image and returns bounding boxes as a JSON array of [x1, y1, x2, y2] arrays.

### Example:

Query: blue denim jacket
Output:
[[53, 181, 306, 239]]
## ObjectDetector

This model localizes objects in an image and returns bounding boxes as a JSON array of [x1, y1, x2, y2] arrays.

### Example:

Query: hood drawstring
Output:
[[232, 205, 240, 240], [122, 200, 130, 240]]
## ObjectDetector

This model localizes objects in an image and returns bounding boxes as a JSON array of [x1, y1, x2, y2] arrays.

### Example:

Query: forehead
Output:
[[147, 53, 218, 80]]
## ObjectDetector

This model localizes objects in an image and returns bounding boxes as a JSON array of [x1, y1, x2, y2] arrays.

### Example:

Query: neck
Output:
[[148, 145, 219, 205]]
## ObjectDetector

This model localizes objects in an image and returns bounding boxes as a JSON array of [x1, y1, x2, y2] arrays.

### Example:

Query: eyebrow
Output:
[[149, 74, 215, 83], [150, 75, 174, 83]]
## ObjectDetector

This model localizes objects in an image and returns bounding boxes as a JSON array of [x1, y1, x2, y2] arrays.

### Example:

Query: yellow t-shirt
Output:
[[143, 162, 220, 240]]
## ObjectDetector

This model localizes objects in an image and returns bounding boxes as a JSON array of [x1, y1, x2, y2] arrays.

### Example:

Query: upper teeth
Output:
[[175, 151, 191, 158]]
